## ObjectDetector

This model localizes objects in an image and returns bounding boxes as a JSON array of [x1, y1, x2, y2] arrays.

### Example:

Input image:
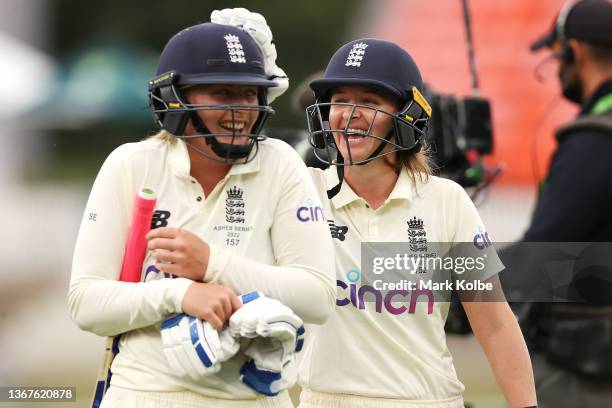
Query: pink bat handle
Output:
[[119, 188, 157, 283]]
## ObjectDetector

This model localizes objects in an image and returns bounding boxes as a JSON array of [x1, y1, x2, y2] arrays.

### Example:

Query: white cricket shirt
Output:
[[299, 167, 504, 401], [69, 137, 335, 399]]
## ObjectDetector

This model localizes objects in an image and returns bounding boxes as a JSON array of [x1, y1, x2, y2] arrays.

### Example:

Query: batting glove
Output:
[[229, 291, 305, 396], [211, 7, 289, 103], [160, 313, 240, 381]]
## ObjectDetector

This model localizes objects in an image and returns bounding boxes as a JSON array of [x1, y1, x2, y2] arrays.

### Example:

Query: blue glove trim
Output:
[[240, 359, 281, 396], [188, 316, 214, 368], [161, 313, 184, 330], [194, 343, 213, 368], [241, 291, 261, 304], [189, 317, 199, 344], [295, 325, 305, 352]]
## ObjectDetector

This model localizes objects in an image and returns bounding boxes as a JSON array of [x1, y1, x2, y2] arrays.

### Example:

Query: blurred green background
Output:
[[29, 0, 362, 185]]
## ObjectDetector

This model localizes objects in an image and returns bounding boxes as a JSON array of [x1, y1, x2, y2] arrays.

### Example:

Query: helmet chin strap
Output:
[[189, 112, 254, 160], [326, 129, 393, 199], [327, 154, 345, 199]]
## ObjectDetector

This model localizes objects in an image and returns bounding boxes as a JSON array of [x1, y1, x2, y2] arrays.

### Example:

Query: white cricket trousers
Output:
[[100, 385, 294, 408], [298, 389, 464, 408]]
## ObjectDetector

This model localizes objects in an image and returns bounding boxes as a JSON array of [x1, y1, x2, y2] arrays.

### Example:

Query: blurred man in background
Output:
[[521, 0, 612, 407], [527, 0, 612, 241]]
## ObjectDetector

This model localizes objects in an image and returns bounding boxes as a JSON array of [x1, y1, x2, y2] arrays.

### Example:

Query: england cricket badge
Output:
[[214, 185, 253, 247], [408, 216, 428, 273], [225, 186, 245, 224], [407, 216, 427, 252]]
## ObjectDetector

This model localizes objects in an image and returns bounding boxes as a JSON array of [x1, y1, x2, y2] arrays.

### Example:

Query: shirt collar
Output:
[[168, 139, 190, 176], [325, 167, 360, 209], [580, 78, 612, 116], [388, 168, 418, 202], [168, 138, 261, 178], [325, 166, 418, 209]]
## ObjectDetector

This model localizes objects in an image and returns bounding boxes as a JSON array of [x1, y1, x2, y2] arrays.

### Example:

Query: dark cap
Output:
[[531, 0, 612, 51], [310, 38, 423, 103], [156, 22, 276, 87]]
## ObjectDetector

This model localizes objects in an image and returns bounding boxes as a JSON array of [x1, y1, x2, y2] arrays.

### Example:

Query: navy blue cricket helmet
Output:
[[306, 38, 432, 166], [148, 23, 277, 162]]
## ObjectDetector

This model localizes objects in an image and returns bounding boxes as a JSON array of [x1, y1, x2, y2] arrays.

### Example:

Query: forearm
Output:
[[206, 245, 336, 324], [68, 275, 192, 336], [475, 308, 537, 407]]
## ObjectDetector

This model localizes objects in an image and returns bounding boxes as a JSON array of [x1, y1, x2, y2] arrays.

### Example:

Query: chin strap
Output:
[[189, 112, 254, 160], [327, 154, 345, 199], [190, 111, 210, 137]]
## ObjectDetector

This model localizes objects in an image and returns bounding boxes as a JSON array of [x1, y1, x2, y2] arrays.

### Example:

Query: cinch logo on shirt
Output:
[[296, 199, 325, 223], [336, 269, 434, 315], [473, 227, 492, 250]]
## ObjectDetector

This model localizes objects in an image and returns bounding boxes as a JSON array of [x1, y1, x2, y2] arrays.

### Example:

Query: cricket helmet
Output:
[[306, 38, 432, 165], [148, 22, 277, 162]]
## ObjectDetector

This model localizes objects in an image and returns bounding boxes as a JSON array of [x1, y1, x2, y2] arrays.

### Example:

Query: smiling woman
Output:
[[328, 86, 399, 164], [182, 84, 261, 147], [299, 38, 537, 408], [68, 13, 336, 408], [147, 24, 276, 166]]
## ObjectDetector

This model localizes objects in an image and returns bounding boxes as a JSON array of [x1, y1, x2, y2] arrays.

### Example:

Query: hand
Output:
[[211, 7, 289, 103], [147, 227, 209, 281], [182, 282, 241, 330]]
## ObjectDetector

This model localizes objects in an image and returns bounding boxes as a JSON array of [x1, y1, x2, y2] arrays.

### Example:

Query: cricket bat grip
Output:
[[119, 188, 157, 283], [91, 188, 157, 408]]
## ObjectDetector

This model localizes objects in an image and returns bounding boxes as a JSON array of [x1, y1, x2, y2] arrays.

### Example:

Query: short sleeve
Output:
[[450, 184, 505, 284]]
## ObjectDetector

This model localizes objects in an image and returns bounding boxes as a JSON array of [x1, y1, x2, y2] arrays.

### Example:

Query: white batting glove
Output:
[[211, 7, 289, 103], [160, 313, 240, 381], [229, 292, 305, 396], [229, 292, 303, 340]]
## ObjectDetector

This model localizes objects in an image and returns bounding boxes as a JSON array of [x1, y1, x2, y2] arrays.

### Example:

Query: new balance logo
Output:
[[328, 220, 348, 241], [151, 210, 171, 229]]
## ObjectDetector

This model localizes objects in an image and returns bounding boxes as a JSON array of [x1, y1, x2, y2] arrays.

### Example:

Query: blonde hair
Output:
[[378, 90, 435, 185], [391, 137, 435, 184], [147, 129, 178, 144]]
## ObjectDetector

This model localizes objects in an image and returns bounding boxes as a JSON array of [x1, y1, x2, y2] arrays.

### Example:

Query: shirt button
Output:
[[196, 196, 202, 202]]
